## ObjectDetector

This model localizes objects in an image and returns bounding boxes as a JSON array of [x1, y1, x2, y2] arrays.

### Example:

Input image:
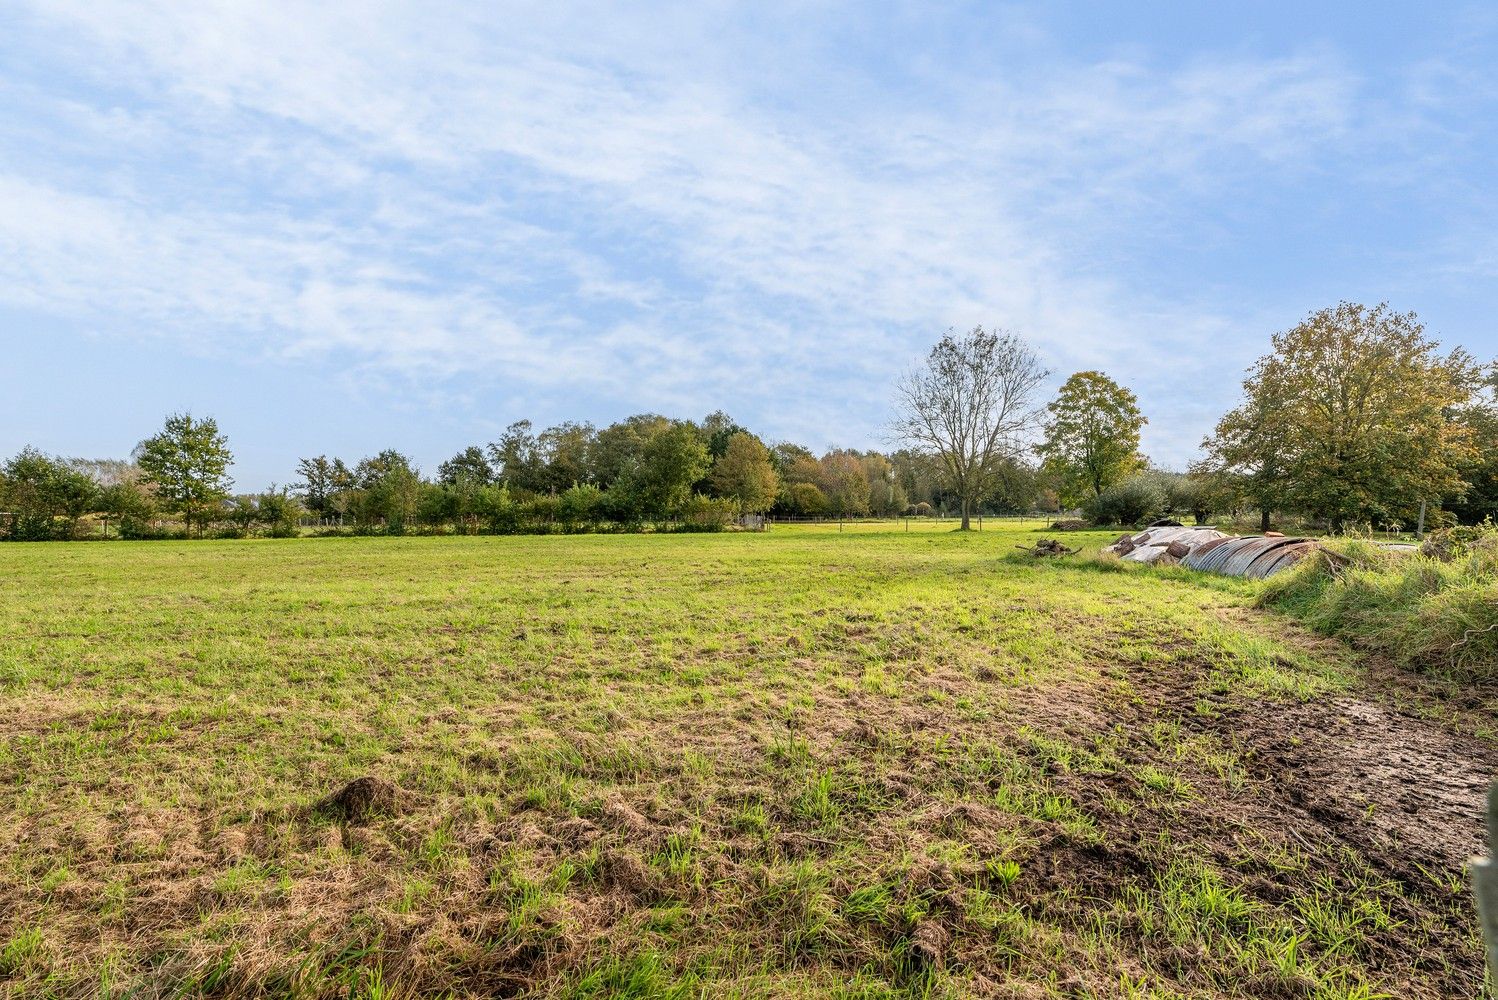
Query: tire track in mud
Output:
[[1131, 651, 1498, 880], [997, 613, 1498, 997]]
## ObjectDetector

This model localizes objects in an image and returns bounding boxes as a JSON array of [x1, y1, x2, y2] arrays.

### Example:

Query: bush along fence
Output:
[[0, 492, 751, 540]]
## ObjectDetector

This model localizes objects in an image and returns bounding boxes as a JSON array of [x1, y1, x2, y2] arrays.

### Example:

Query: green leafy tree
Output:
[[437, 446, 494, 487], [818, 451, 871, 517], [487, 420, 542, 492], [984, 457, 1041, 514], [889, 448, 945, 510], [859, 453, 907, 517], [535, 422, 596, 493], [433, 447, 494, 531], [50, 462, 99, 539], [1201, 365, 1298, 532], [295, 456, 354, 522], [616, 422, 710, 522], [98, 478, 156, 538], [133, 414, 234, 537], [1209, 302, 1482, 533], [780, 481, 828, 516], [770, 441, 816, 477], [1037, 371, 1147, 508], [709, 433, 779, 514], [1082, 473, 1166, 527], [257, 486, 302, 537], [476, 483, 518, 533], [1450, 362, 1498, 525], [225, 495, 264, 536], [1, 447, 75, 539], [353, 450, 422, 532], [778, 451, 823, 491], [1162, 469, 1225, 526], [590, 414, 672, 488], [558, 483, 606, 529], [702, 411, 749, 461], [894, 327, 1048, 529]]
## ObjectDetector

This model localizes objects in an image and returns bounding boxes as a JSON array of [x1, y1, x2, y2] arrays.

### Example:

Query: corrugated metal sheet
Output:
[[1180, 535, 1317, 579], [1251, 540, 1318, 579], [1218, 537, 1288, 577], [1182, 538, 1239, 573], [1102, 525, 1230, 564]]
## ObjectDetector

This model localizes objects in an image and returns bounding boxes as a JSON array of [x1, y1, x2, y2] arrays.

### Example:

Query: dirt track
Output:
[[1032, 628, 1498, 996], [1234, 694, 1495, 874]]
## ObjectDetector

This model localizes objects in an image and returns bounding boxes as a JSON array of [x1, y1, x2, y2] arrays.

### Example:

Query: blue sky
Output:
[[2, 2, 1496, 490]]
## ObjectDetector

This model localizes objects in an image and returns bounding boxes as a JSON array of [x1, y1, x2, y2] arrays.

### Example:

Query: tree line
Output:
[[3, 301, 1493, 540], [0, 411, 1037, 541]]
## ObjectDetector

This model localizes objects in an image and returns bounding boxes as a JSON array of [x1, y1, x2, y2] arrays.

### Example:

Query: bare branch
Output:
[[891, 327, 1048, 528]]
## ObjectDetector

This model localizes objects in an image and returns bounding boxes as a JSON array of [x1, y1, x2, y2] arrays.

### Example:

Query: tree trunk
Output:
[[960, 496, 972, 531], [1259, 509, 1271, 533]]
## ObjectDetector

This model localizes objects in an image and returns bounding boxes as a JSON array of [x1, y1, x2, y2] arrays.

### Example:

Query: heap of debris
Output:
[[1105, 526, 1230, 566], [1103, 526, 1323, 578], [1017, 538, 1079, 558]]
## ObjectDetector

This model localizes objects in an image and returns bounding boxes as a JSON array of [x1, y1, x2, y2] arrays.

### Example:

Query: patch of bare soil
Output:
[[1116, 633, 1498, 878], [1027, 629, 1498, 997], [316, 775, 404, 824], [1233, 695, 1493, 873]]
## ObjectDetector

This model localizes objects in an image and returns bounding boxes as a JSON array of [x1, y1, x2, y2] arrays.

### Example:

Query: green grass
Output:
[[0, 522, 1482, 998], [1261, 532, 1498, 676]]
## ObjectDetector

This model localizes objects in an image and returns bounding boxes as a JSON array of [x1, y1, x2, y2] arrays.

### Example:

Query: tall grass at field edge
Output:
[[1258, 534, 1498, 677]]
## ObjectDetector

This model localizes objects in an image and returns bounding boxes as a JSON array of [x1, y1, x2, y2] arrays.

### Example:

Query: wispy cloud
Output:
[[2, 1, 1491, 470]]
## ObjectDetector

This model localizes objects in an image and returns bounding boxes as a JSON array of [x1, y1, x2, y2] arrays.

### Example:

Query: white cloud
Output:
[[0, 1, 1422, 463]]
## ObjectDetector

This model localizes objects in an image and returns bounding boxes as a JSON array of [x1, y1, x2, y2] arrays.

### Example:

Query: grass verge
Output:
[[1259, 529, 1498, 677]]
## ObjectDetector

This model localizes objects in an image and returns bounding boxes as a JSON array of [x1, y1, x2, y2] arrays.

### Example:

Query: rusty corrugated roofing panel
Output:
[[1188, 536, 1231, 560], [1183, 537, 1242, 573], [1250, 541, 1317, 579], [1243, 538, 1316, 579], [1181, 536, 1317, 578], [1218, 537, 1291, 576]]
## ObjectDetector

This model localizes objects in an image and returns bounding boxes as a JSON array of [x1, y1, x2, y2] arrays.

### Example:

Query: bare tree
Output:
[[894, 327, 1048, 529]]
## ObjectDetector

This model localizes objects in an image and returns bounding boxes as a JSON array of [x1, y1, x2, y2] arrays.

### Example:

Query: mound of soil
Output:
[[909, 919, 950, 969], [1048, 519, 1090, 531], [318, 776, 401, 824]]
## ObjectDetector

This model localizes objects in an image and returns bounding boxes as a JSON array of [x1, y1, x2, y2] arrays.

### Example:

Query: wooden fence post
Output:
[[1473, 782, 1498, 983]]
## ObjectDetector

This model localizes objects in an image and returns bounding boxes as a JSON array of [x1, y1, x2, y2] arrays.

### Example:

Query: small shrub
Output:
[[1420, 520, 1498, 562], [676, 495, 736, 532], [1083, 475, 1165, 527]]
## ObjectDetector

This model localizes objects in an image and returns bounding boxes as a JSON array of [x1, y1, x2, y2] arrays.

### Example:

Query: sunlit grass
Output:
[[0, 524, 1476, 998]]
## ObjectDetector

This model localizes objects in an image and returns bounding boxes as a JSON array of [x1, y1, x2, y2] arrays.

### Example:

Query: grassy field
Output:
[[1, 523, 1493, 998]]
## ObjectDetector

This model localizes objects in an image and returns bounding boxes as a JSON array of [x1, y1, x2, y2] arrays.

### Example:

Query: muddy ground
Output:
[[1013, 621, 1498, 997]]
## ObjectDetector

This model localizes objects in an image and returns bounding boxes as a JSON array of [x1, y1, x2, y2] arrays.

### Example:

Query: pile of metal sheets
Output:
[[1181, 535, 1319, 579], [1102, 526, 1230, 564], [1101, 526, 1320, 578]]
